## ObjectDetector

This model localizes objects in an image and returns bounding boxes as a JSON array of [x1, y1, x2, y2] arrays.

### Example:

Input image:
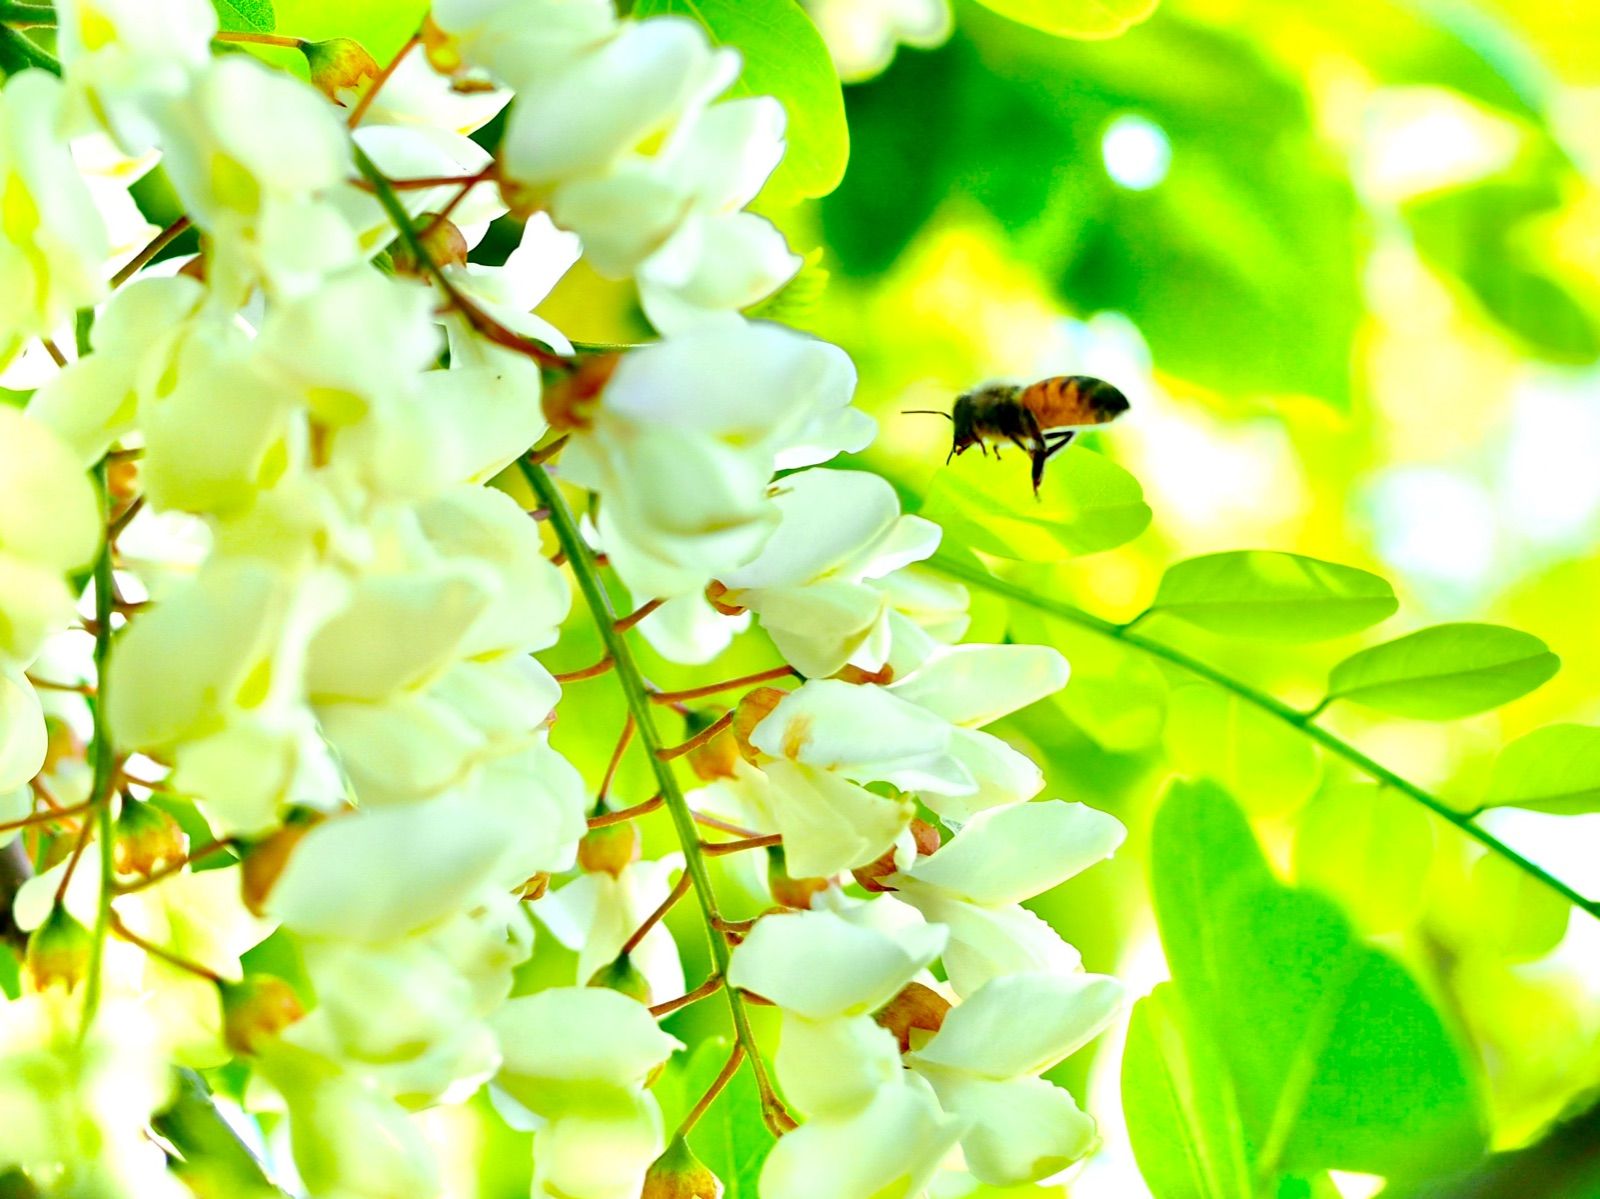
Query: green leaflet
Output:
[[1293, 783, 1435, 935], [1133, 780, 1488, 1190], [633, 0, 848, 206], [1481, 723, 1600, 815], [971, 0, 1159, 39], [920, 447, 1151, 561], [1122, 983, 1254, 1199], [1325, 622, 1560, 720], [212, 0, 275, 33], [1148, 551, 1397, 642]]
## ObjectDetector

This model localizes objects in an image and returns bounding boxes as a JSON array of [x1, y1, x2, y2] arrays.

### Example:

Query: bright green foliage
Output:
[[1121, 983, 1253, 1199], [1464, 854, 1572, 963], [919, 448, 1151, 560], [1293, 784, 1436, 934], [1128, 781, 1488, 1192], [1325, 623, 1561, 719], [634, 0, 849, 206], [1481, 723, 1600, 815], [211, 0, 275, 33], [1164, 685, 1321, 815], [1148, 551, 1398, 642], [971, 0, 1160, 39]]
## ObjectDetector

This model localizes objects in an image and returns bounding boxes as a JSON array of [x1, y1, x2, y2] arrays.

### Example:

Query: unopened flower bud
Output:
[[240, 819, 315, 917], [586, 952, 652, 1006], [874, 982, 951, 1053], [852, 818, 940, 893], [113, 799, 188, 878], [704, 580, 746, 617], [392, 213, 470, 275], [26, 904, 92, 992], [644, 1136, 722, 1199], [221, 974, 306, 1055], [541, 353, 618, 432], [577, 820, 639, 878], [299, 37, 380, 106], [686, 728, 741, 782], [832, 663, 895, 686], [732, 688, 786, 763], [106, 456, 140, 507], [767, 848, 829, 910]]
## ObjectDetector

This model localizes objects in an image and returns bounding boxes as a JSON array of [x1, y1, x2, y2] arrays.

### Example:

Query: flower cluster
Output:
[[0, 1, 1125, 1196]]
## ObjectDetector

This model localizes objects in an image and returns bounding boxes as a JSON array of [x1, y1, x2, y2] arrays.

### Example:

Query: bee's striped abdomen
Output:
[[1021, 375, 1130, 431]]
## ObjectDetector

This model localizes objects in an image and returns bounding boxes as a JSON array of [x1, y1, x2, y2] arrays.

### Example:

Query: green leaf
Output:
[[1481, 723, 1600, 815], [1150, 782, 1487, 1181], [1165, 686, 1321, 816], [1464, 853, 1571, 963], [1294, 783, 1436, 934], [1148, 551, 1397, 642], [1326, 623, 1560, 720], [212, 0, 275, 34], [971, 0, 1159, 39], [1123, 983, 1255, 1199], [681, 1041, 776, 1198], [920, 447, 1151, 561], [633, 0, 848, 206]]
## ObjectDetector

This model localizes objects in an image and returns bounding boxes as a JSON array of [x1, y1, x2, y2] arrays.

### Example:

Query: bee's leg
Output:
[[1030, 445, 1047, 497], [1042, 430, 1077, 460]]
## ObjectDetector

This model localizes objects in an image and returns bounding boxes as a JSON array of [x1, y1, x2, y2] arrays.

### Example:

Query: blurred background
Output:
[[531, 0, 1600, 1194]]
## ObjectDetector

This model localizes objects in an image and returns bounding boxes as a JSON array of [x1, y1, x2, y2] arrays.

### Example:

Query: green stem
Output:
[[928, 552, 1600, 919], [0, 3, 56, 28], [521, 462, 790, 1129], [79, 325, 119, 1040], [0, 23, 60, 76]]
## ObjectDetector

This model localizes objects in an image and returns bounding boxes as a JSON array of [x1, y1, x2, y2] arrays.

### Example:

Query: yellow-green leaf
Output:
[[1481, 723, 1600, 816], [1149, 551, 1397, 642], [212, 0, 275, 33], [1294, 783, 1435, 934], [1326, 623, 1559, 720], [971, 0, 1159, 39], [921, 447, 1151, 561]]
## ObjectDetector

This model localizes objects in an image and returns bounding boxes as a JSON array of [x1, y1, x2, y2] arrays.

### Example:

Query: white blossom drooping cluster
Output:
[[0, 1, 1126, 1196]]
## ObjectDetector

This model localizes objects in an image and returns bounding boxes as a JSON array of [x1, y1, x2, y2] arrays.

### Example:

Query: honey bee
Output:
[[907, 375, 1131, 496]]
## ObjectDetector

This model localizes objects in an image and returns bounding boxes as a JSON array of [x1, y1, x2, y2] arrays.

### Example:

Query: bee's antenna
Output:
[[901, 409, 953, 421]]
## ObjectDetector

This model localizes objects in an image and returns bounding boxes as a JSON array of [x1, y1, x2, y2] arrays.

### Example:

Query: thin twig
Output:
[[346, 32, 418, 128], [614, 597, 664, 634], [676, 1043, 746, 1139], [649, 972, 724, 1018], [700, 833, 783, 857], [554, 656, 613, 684], [657, 711, 733, 762], [618, 869, 693, 958], [651, 665, 800, 704], [588, 794, 664, 829], [598, 716, 635, 802], [110, 217, 191, 288]]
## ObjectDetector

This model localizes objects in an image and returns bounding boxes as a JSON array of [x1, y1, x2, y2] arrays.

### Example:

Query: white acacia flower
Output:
[[428, 0, 616, 88], [0, 70, 109, 368], [887, 644, 1070, 822], [724, 678, 985, 876], [0, 993, 185, 1198], [0, 409, 102, 667], [891, 800, 1125, 996], [492, 987, 682, 1199], [560, 317, 861, 599], [806, 0, 952, 83], [907, 971, 1123, 1185], [538, 853, 687, 1001], [52, 0, 216, 154], [260, 1042, 443, 1199], [716, 468, 942, 678]]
